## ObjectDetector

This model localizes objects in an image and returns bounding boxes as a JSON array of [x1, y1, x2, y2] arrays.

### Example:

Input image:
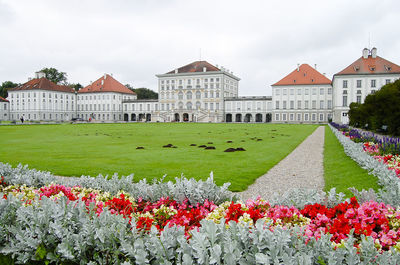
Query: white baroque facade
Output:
[[271, 64, 333, 124], [0, 97, 10, 121], [332, 48, 400, 124], [77, 74, 136, 121], [154, 61, 240, 122], [8, 72, 76, 121], [224, 96, 272, 122]]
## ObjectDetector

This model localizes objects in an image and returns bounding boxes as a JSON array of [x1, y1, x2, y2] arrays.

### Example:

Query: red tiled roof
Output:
[[335, 55, 400, 75], [272, 64, 331, 86], [0, 96, 9, 102], [79, 74, 136, 95], [8, 78, 75, 93], [166, 61, 220, 74]]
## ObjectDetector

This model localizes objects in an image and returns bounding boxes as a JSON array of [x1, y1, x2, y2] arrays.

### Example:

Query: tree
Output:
[[0, 81, 19, 98], [38, 67, 68, 85], [349, 79, 400, 135], [125, 85, 158, 99], [69, 83, 83, 91]]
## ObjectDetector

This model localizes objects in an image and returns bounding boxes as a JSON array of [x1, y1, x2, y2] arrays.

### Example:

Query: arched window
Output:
[[196, 91, 201, 99], [186, 102, 192, 110], [186, 91, 192, 100], [178, 102, 183, 109], [178, 92, 183, 100], [196, 101, 201, 109]]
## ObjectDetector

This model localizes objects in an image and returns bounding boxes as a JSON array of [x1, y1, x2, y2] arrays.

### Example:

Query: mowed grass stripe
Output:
[[0, 123, 317, 191], [323, 126, 380, 197]]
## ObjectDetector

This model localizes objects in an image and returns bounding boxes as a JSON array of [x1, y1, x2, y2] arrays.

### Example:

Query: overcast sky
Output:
[[1, 0, 399, 96]]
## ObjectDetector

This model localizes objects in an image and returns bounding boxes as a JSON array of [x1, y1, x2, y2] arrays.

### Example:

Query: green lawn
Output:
[[323, 126, 380, 197], [0, 123, 317, 191]]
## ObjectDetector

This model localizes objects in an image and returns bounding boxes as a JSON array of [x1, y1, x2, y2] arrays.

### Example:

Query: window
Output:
[[297, 89, 302, 95], [210, 103, 214, 110], [186, 91, 192, 100], [320, 100, 324, 109], [297, 100, 301, 109], [371, 79, 376, 88], [282, 101, 287, 109], [186, 102, 192, 110], [371, 90, 376, 94], [328, 88, 332, 95], [312, 100, 316, 109], [356, 96, 361, 104], [305, 88, 309, 95], [357, 90, 362, 94], [283, 89, 287, 95], [290, 113, 294, 121], [290, 101, 294, 109], [305, 100, 309, 109], [196, 91, 201, 99], [216, 92, 219, 98], [290, 89, 294, 95], [275, 89, 280, 95], [195, 101, 201, 109], [204, 103, 208, 110], [178, 92, 183, 100], [356, 80, 362, 88], [327, 100, 332, 109], [343, 80, 348, 88], [312, 114, 316, 121], [319, 114, 324, 121], [282, 114, 287, 121], [304, 113, 309, 121], [386, 79, 391, 84], [297, 113, 301, 121], [204, 92, 208, 98], [320, 88, 324, 95], [275, 101, 279, 109], [312, 88, 317, 95], [275, 113, 280, 121], [343, 96, 348, 107], [343, 90, 348, 94]]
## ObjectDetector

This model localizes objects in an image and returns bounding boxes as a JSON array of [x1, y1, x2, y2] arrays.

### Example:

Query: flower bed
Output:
[[3, 154, 400, 263], [330, 122, 400, 178]]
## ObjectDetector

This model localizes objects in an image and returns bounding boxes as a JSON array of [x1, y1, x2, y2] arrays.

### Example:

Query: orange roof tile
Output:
[[8, 78, 75, 93], [272, 64, 331, 86], [0, 96, 9, 102], [166, 61, 220, 74], [335, 55, 400, 75], [79, 74, 136, 95]]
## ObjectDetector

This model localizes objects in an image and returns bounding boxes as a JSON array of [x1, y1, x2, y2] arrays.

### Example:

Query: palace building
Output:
[[77, 74, 136, 121], [0, 96, 9, 121], [271, 64, 333, 123], [4, 48, 400, 124], [8, 72, 76, 121], [332, 48, 400, 124]]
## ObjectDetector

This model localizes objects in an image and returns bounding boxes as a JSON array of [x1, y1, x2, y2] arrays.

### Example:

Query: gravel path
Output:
[[238, 126, 325, 201]]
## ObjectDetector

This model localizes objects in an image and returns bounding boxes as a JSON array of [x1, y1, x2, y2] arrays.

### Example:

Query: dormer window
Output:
[[353, 65, 360, 71], [369, 66, 376, 71], [385, 65, 392, 71]]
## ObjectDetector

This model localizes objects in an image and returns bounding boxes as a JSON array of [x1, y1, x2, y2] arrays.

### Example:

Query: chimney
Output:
[[35, 71, 46, 79], [101, 80, 104, 86], [175, 69, 178, 74], [297, 64, 300, 72], [371, 47, 377, 58], [203, 67, 207, 72], [362, 48, 369, 59], [104, 73, 107, 79], [314, 64, 317, 70]]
